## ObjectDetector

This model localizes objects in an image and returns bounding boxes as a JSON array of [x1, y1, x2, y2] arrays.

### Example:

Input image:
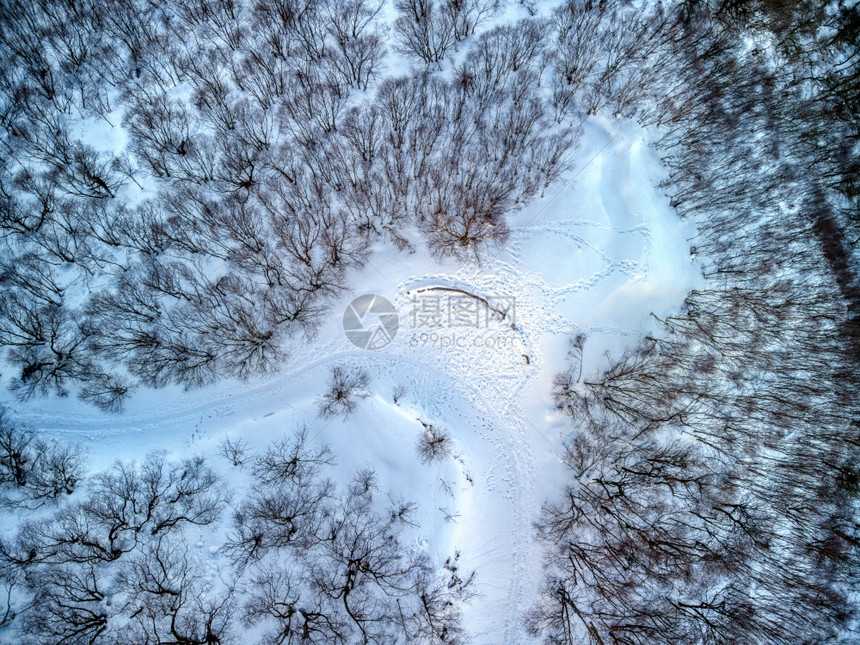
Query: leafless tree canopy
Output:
[[0, 408, 84, 509], [0, 421, 472, 644], [528, 1, 860, 643], [416, 423, 453, 464], [0, 0, 857, 642], [317, 364, 372, 418], [0, 0, 573, 407], [229, 431, 474, 644]]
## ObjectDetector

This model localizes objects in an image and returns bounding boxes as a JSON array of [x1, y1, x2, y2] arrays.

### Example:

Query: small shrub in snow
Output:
[[317, 365, 371, 418], [218, 435, 250, 467], [416, 424, 453, 464]]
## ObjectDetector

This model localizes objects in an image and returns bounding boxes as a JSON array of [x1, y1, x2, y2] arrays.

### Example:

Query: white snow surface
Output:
[[2, 116, 700, 644]]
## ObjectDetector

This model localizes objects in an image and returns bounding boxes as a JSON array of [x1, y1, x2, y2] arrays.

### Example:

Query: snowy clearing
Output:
[[4, 116, 698, 644]]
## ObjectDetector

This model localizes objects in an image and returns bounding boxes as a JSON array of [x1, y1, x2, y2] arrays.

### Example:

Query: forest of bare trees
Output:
[[528, 1, 859, 643], [0, 0, 857, 642], [0, 412, 472, 644], [0, 0, 572, 410]]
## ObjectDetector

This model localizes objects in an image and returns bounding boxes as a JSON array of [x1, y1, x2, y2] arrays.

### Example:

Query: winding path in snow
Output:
[[10, 119, 697, 645]]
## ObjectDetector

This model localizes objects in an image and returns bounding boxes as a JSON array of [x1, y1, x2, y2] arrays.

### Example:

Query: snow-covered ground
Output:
[[4, 116, 699, 644]]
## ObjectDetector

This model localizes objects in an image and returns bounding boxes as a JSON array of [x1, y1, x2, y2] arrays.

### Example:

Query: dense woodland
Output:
[[0, 0, 858, 643], [528, 1, 860, 644], [0, 408, 474, 643], [0, 0, 572, 409]]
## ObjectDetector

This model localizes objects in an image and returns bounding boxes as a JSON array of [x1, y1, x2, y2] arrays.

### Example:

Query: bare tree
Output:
[[231, 431, 475, 644], [252, 426, 335, 486], [0, 557, 18, 629], [227, 429, 335, 566], [20, 562, 108, 644], [324, 0, 387, 90], [0, 409, 85, 509], [219, 435, 251, 467], [394, 0, 497, 64], [402, 552, 474, 644], [5, 452, 227, 568], [1, 301, 95, 401], [394, 0, 458, 64], [416, 423, 453, 464], [309, 469, 424, 642], [118, 536, 236, 645], [78, 373, 135, 414], [242, 564, 349, 644], [317, 365, 371, 418]]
